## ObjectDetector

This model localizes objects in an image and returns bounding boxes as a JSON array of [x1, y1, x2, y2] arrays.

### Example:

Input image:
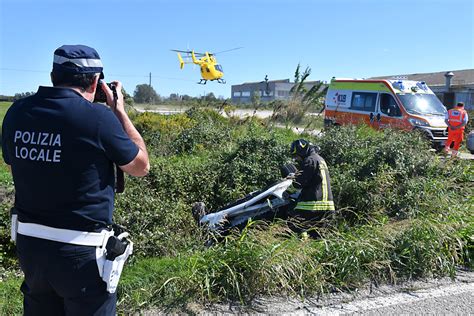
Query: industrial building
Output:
[[231, 78, 322, 104]]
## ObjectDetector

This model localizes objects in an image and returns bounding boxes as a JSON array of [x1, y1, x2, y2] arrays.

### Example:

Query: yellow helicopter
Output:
[[171, 48, 242, 84]]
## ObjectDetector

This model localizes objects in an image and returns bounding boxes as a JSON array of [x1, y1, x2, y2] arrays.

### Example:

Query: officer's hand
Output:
[[101, 80, 125, 114]]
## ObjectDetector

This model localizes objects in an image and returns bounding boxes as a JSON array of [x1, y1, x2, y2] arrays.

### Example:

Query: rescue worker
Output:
[[288, 139, 335, 237], [444, 102, 469, 158], [1, 45, 149, 315]]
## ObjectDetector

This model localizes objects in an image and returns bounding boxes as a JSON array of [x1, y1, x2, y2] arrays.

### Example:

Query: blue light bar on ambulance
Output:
[[416, 81, 429, 91], [393, 80, 405, 91]]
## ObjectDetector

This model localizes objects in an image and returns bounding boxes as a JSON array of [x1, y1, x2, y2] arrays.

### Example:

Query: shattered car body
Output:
[[193, 178, 300, 232]]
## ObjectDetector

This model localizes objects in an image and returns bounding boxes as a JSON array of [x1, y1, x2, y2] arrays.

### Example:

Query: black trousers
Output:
[[16, 234, 116, 316], [287, 207, 334, 238]]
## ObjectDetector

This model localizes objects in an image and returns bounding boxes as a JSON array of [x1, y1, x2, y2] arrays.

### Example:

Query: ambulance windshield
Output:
[[397, 94, 447, 116]]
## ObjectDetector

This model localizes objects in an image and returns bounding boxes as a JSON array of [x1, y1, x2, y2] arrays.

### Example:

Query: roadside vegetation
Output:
[[0, 102, 472, 314], [0, 102, 13, 186]]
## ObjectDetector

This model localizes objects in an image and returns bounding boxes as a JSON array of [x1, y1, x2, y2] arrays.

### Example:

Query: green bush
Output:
[[315, 125, 453, 220], [214, 136, 288, 203]]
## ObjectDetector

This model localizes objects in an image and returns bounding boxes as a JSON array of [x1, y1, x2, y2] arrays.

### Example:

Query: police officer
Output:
[[444, 102, 469, 158], [288, 139, 335, 237], [1, 45, 149, 315]]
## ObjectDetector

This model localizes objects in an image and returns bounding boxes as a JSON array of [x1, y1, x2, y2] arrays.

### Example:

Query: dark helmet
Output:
[[456, 102, 465, 107], [290, 139, 311, 157]]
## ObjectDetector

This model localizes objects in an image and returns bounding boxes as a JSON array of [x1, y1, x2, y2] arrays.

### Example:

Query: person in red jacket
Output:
[[444, 102, 469, 158]]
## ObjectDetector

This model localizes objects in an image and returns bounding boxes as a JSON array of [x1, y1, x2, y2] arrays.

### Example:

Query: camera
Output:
[[94, 82, 116, 103]]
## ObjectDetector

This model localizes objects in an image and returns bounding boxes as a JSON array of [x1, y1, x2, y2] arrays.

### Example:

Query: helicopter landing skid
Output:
[[217, 79, 226, 84], [198, 79, 207, 85]]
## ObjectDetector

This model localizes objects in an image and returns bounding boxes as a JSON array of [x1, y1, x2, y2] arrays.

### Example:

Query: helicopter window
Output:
[[215, 64, 223, 72], [205, 67, 210, 73]]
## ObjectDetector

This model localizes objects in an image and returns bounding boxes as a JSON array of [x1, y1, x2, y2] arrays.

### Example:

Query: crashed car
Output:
[[192, 164, 299, 232]]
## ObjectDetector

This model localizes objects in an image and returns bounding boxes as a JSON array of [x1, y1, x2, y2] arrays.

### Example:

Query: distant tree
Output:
[[205, 92, 216, 101], [13, 91, 36, 101], [169, 93, 180, 101], [251, 91, 261, 108], [0, 95, 14, 102], [181, 94, 192, 101], [133, 84, 160, 104], [121, 88, 135, 112]]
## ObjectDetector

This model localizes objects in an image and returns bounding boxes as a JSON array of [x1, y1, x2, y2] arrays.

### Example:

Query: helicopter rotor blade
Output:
[[171, 49, 192, 53], [171, 49, 207, 57], [213, 47, 244, 55]]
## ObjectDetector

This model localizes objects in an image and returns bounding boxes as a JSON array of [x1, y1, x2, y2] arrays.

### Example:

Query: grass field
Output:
[[0, 102, 11, 127], [0, 102, 12, 185]]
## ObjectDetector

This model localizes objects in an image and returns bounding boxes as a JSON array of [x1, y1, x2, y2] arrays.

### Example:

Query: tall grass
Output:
[[115, 211, 470, 314]]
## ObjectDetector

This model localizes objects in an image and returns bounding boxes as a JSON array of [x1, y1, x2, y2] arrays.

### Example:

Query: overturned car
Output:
[[192, 164, 300, 232]]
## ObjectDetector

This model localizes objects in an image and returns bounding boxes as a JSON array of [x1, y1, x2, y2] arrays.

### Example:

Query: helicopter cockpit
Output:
[[214, 64, 223, 72]]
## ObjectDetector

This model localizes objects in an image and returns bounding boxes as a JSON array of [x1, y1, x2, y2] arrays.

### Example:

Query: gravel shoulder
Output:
[[142, 269, 473, 315]]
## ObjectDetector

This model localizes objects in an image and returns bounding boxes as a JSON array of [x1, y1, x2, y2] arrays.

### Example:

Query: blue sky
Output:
[[0, 0, 473, 99]]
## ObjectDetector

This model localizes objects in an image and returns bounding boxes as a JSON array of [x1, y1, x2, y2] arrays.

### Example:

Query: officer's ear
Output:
[[85, 74, 100, 94]]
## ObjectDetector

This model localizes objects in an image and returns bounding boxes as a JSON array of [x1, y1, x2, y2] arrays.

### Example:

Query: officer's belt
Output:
[[17, 221, 113, 246]]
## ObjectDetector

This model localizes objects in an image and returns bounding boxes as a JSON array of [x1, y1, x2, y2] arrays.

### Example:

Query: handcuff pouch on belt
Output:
[[96, 226, 133, 294]]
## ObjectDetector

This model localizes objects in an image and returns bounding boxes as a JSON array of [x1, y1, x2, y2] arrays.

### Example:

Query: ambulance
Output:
[[324, 78, 448, 149]]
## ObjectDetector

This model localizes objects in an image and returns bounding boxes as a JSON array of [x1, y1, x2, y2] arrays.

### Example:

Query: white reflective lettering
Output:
[[20, 147, 28, 159], [29, 148, 38, 160], [53, 150, 61, 162], [41, 133, 49, 146], [52, 134, 61, 147], [21, 131, 31, 144], [12, 131, 62, 163], [14, 131, 22, 143], [37, 149, 45, 161], [45, 149, 52, 162], [30, 132, 37, 145]]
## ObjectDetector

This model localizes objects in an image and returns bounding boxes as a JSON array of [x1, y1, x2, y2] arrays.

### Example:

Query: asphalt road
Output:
[[183, 270, 474, 315]]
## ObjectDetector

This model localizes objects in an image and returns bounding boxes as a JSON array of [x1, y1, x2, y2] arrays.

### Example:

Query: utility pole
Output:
[[149, 72, 152, 87]]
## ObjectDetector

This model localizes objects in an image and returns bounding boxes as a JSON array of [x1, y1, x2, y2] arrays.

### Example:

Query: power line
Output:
[[0, 68, 49, 73], [0, 68, 196, 82]]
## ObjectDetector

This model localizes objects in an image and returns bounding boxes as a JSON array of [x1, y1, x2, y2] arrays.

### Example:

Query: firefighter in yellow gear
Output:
[[288, 139, 335, 237]]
